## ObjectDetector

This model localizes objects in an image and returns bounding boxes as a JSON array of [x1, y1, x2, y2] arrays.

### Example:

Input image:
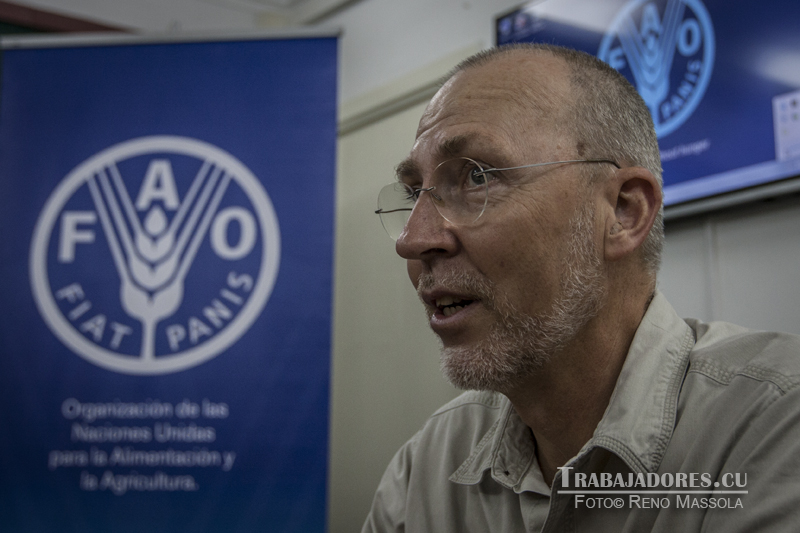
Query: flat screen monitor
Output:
[[496, 0, 800, 217]]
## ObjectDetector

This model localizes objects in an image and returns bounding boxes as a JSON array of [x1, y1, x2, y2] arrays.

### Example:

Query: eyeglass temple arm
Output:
[[481, 158, 620, 174], [375, 208, 413, 214]]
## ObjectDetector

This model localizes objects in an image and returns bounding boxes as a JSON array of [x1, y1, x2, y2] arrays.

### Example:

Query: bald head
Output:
[[441, 44, 664, 273], [422, 49, 573, 158]]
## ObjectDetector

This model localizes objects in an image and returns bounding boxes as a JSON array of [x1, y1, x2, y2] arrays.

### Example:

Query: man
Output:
[[364, 43, 800, 532]]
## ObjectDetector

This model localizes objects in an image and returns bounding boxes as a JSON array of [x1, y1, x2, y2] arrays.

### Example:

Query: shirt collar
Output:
[[449, 291, 695, 490]]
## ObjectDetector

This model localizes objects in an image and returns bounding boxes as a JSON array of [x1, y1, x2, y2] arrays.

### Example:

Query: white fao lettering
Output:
[[135, 159, 180, 210], [59, 211, 96, 262], [31, 136, 281, 375], [55, 283, 134, 349], [678, 18, 702, 56], [211, 207, 257, 260], [597, 0, 715, 138], [58, 208, 257, 263], [165, 272, 253, 352]]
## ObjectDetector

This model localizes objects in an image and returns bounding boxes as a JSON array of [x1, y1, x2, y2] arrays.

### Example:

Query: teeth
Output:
[[442, 305, 464, 317], [436, 296, 463, 307]]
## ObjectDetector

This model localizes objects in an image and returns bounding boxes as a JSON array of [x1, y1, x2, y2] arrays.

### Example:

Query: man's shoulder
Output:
[[685, 318, 800, 393], [407, 391, 508, 460], [374, 390, 509, 498], [420, 390, 509, 439]]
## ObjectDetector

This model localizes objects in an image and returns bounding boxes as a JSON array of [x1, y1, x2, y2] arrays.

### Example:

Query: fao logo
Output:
[[598, 0, 715, 138], [30, 136, 281, 375]]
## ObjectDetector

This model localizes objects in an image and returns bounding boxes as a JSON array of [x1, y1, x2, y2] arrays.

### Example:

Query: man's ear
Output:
[[603, 166, 662, 263]]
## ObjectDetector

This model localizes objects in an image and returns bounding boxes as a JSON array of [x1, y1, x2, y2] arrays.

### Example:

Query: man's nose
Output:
[[395, 189, 458, 260]]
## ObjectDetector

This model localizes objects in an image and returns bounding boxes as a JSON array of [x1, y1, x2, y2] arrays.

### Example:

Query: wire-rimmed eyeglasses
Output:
[[375, 157, 619, 240]]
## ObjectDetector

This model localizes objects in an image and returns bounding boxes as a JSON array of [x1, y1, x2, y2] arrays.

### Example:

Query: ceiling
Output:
[[1, 0, 362, 32], [201, 0, 360, 25]]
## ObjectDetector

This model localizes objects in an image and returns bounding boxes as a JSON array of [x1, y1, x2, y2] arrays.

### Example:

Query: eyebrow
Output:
[[438, 135, 471, 158], [394, 134, 477, 182], [395, 158, 420, 183]]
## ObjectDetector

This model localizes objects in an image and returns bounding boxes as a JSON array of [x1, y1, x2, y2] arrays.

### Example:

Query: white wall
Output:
[[659, 194, 800, 334], [7, 1, 800, 532], [325, 0, 523, 103]]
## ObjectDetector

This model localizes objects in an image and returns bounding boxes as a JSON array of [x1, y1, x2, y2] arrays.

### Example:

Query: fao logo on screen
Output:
[[30, 136, 281, 375], [598, 0, 715, 138]]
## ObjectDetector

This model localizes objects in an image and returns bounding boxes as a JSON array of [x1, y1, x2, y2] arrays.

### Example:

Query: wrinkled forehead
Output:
[[418, 51, 573, 141]]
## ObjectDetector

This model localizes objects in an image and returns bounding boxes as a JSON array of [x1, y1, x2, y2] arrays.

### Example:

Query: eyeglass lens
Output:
[[376, 157, 490, 240]]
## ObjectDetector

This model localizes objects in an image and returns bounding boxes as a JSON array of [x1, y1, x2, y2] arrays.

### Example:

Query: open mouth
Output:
[[435, 295, 476, 317]]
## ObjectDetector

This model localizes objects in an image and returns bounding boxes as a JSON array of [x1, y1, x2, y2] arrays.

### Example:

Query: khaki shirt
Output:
[[362, 292, 800, 532]]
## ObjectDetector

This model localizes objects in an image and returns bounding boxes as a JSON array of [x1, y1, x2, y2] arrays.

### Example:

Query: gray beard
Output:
[[418, 202, 606, 392]]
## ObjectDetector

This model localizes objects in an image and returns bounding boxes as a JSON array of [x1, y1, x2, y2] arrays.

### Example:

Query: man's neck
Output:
[[503, 289, 652, 486]]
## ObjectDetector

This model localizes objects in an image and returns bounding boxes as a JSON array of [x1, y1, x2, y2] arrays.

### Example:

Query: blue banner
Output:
[[0, 33, 337, 532]]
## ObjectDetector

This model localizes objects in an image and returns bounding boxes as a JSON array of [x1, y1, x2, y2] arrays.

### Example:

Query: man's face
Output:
[[395, 53, 607, 392]]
